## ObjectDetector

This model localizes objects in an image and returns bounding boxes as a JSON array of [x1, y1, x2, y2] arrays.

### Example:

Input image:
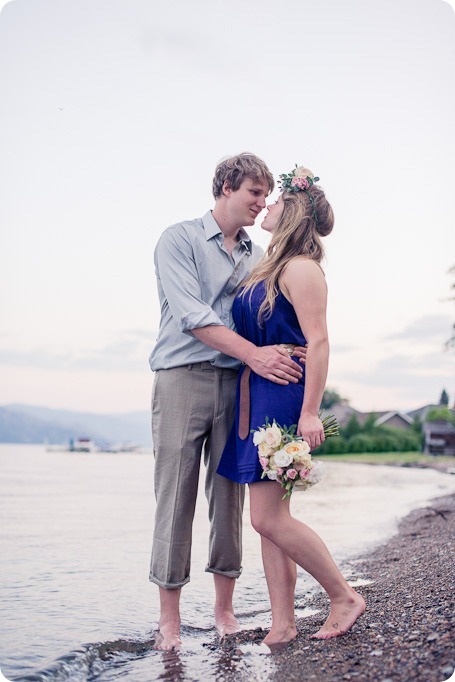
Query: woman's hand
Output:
[[294, 344, 308, 365], [297, 413, 325, 451]]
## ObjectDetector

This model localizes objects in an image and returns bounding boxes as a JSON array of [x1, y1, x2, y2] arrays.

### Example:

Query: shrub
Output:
[[348, 427, 422, 453], [348, 434, 376, 453], [316, 435, 349, 455], [342, 415, 362, 439]]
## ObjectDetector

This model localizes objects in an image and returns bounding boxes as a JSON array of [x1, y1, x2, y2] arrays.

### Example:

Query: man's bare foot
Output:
[[311, 591, 366, 640], [155, 621, 182, 650], [214, 609, 241, 637], [263, 624, 297, 650]]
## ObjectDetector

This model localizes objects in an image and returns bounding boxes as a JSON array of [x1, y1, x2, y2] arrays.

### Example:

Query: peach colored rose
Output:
[[282, 441, 310, 458]]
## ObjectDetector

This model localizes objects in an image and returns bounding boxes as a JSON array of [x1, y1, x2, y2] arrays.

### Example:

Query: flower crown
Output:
[[278, 165, 319, 192]]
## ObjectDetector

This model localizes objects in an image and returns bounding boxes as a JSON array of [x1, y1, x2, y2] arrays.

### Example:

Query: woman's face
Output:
[[261, 195, 284, 233]]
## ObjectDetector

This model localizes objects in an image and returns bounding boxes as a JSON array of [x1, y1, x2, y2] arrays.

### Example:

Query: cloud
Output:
[[0, 329, 158, 373], [384, 315, 452, 343], [343, 351, 453, 390], [331, 350, 454, 410], [331, 344, 360, 354]]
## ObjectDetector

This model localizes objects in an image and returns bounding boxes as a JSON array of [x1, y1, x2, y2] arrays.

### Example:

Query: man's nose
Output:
[[257, 195, 267, 209]]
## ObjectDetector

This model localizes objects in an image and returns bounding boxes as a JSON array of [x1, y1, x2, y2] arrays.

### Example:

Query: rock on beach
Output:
[[215, 493, 455, 682]]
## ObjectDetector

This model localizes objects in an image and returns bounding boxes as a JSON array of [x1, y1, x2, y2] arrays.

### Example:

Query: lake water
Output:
[[1, 444, 454, 681]]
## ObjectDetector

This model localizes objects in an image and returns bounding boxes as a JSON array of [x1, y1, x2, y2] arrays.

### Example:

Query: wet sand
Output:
[[210, 492, 455, 682]]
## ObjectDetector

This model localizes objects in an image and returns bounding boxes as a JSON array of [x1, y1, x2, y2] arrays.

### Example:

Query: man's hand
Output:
[[190, 326, 305, 383], [244, 345, 303, 385]]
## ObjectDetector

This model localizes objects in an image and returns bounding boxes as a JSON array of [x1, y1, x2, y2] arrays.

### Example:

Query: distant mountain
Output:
[[0, 404, 152, 447]]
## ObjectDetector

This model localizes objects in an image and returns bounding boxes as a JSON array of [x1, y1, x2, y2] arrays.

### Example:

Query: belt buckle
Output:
[[279, 343, 297, 355]]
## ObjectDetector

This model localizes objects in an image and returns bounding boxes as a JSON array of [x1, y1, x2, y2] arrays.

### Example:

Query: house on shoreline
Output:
[[324, 401, 417, 431], [323, 401, 455, 456]]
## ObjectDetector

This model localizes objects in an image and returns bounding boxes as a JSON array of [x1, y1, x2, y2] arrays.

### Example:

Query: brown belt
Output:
[[238, 344, 298, 440]]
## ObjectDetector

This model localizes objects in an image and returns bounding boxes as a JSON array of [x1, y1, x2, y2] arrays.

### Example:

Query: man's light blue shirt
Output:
[[149, 210, 264, 370]]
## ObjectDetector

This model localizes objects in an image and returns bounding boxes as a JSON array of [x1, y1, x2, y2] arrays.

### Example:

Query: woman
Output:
[[217, 166, 366, 646]]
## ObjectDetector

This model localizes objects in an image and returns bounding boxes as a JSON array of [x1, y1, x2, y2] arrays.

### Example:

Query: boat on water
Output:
[[46, 439, 142, 454], [68, 438, 97, 452], [98, 442, 142, 453]]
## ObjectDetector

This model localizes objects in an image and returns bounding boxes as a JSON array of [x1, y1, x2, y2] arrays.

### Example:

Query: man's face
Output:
[[224, 177, 269, 227]]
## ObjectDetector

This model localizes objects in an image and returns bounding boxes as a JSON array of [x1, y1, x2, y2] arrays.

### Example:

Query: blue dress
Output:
[[217, 281, 306, 484]]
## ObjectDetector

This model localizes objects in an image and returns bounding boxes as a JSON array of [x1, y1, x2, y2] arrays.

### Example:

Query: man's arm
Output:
[[156, 228, 302, 384], [192, 326, 302, 385]]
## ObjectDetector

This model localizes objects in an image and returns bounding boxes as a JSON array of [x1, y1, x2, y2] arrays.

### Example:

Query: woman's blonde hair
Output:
[[242, 185, 334, 321]]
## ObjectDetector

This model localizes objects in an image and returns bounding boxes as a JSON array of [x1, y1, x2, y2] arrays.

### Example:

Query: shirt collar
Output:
[[202, 211, 252, 254]]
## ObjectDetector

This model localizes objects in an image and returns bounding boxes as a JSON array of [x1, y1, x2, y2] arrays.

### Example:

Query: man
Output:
[[149, 153, 303, 649]]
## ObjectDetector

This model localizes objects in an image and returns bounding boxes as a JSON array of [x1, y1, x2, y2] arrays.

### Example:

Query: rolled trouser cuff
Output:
[[149, 572, 190, 589], [205, 564, 243, 579]]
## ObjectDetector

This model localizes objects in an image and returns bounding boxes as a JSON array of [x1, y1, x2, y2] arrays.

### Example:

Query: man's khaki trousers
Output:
[[149, 363, 244, 589]]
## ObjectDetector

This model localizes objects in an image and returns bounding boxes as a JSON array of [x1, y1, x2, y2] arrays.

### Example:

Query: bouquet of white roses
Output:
[[252, 415, 339, 499]]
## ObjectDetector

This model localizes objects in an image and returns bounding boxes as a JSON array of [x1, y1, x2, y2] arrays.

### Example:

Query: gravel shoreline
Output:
[[214, 492, 455, 682]]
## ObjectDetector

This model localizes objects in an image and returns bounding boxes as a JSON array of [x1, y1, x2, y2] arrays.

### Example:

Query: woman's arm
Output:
[[280, 258, 329, 450]]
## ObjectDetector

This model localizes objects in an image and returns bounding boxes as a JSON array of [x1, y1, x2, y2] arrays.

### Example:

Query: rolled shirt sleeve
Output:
[[156, 228, 224, 334], [149, 212, 263, 371]]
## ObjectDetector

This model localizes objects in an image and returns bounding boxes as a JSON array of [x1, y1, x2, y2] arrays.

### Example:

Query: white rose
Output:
[[253, 428, 266, 446], [264, 423, 282, 448], [308, 460, 325, 484], [273, 448, 294, 468], [297, 452, 312, 467], [294, 166, 314, 180], [266, 470, 278, 480], [258, 441, 274, 457]]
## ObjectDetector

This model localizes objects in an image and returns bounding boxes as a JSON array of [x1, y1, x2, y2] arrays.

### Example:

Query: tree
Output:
[[439, 389, 449, 407], [321, 388, 345, 410], [425, 406, 455, 425], [343, 414, 362, 438], [446, 265, 455, 351], [362, 413, 378, 433]]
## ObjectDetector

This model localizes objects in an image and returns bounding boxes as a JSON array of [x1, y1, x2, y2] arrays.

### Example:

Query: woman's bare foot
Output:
[[214, 609, 241, 637], [263, 623, 297, 649], [311, 591, 366, 640], [155, 620, 182, 650]]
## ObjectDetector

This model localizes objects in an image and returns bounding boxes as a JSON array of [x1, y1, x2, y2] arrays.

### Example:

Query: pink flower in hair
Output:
[[291, 176, 310, 190]]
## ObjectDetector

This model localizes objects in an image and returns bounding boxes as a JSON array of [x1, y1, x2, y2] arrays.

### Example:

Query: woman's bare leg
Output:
[[249, 482, 365, 640], [261, 535, 297, 645]]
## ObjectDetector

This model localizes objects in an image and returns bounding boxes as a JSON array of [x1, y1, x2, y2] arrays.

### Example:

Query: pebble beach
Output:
[[212, 491, 455, 682], [2, 448, 454, 681]]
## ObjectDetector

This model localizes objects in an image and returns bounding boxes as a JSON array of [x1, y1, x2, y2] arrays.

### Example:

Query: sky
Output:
[[0, 0, 454, 415]]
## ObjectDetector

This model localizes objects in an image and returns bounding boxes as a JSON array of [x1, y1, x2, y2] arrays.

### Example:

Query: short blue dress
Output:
[[217, 281, 306, 484]]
